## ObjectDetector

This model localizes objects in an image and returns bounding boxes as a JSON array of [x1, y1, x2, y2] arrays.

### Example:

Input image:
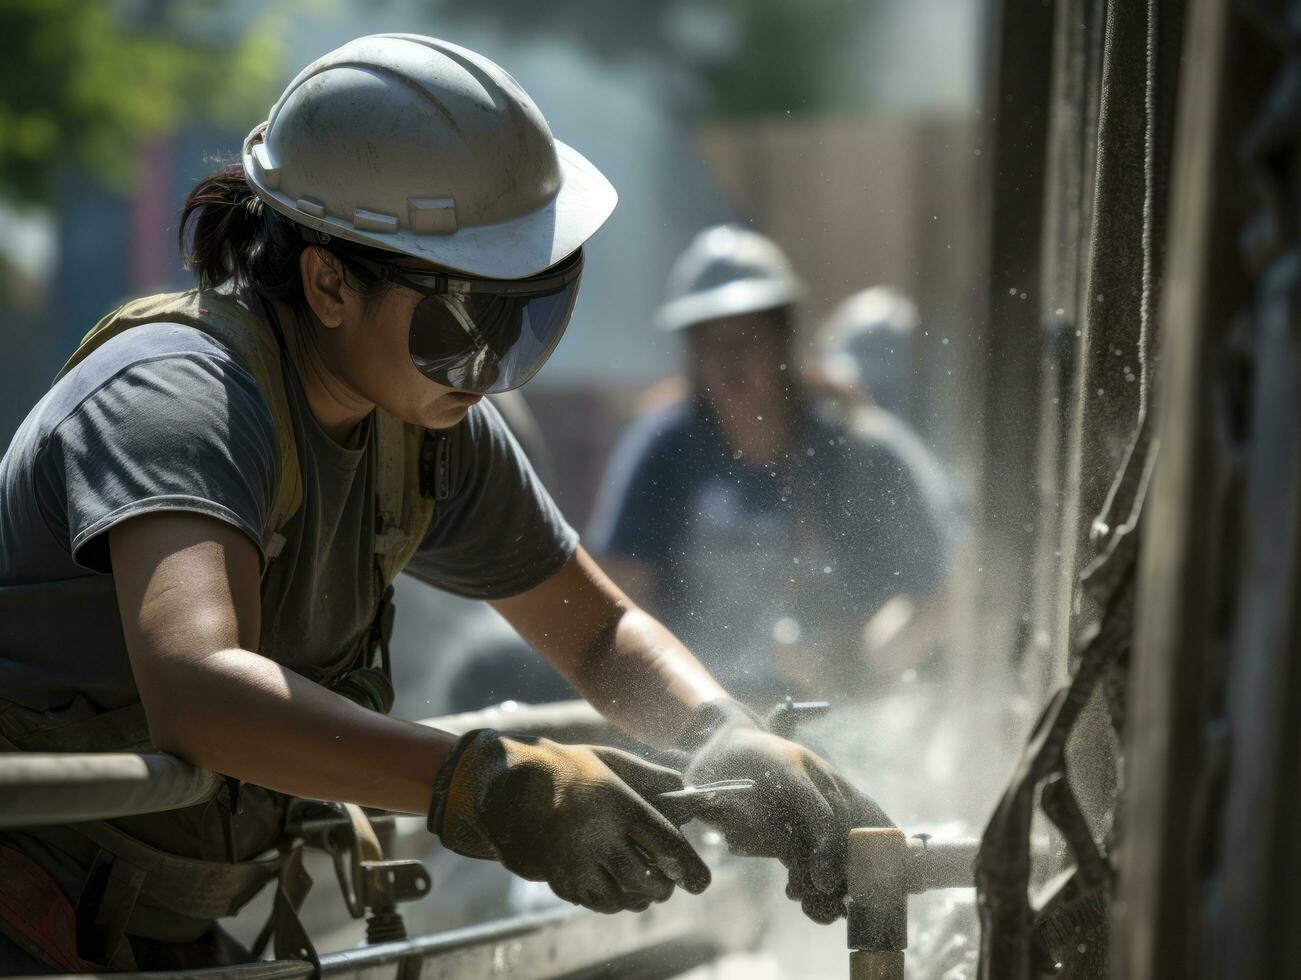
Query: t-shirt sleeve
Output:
[[34, 346, 280, 573], [403, 400, 577, 599], [585, 411, 681, 571]]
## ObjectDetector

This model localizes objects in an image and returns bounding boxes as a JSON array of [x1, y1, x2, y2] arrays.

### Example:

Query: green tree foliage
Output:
[[696, 0, 861, 120], [440, 0, 862, 121], [0, 0, 290, 204]]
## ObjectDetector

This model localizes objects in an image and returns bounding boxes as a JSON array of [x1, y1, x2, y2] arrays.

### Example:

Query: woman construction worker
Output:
[[0, 35, 888, 971]]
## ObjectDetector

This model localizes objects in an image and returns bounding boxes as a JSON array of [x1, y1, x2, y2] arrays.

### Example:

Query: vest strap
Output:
[[30, 821, 283, 924], [54, 289, 438, 571], [74, 845, 145, 967]]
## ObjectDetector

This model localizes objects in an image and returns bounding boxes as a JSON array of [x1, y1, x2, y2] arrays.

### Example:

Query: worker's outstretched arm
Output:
[[111, 511, 454, 815], [496, 546, 894, 923], [491, 546, 727, 746], [111, 513, 708, 913]]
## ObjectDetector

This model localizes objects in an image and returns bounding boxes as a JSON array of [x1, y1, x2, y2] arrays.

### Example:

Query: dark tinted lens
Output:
[[408, 275, 580, 393]]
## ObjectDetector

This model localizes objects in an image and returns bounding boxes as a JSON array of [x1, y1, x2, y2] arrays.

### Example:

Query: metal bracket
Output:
[[297, 802, 432, 943]]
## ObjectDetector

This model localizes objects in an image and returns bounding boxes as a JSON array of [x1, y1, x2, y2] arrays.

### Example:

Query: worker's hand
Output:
[[680, 700, 893, 924], [430, 730, 711, 914]]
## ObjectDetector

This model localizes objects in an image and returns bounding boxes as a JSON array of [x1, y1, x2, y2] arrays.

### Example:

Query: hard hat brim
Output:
[[656, 278, 802, 332], [244, 133, 617, 280]]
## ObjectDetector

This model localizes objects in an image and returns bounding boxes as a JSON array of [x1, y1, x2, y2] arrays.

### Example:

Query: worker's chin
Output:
[[423, 392, 483, 428]]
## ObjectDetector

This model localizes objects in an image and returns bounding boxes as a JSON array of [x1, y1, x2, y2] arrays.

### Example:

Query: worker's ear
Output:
[[300, 246, 350, 329]]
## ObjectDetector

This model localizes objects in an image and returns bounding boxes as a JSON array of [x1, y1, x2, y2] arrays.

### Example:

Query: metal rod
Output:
[[905, 836, 980, 893], [846, 831, 981, 980], [94, 862, 767, 980], [847, 828, 909, 980], [0, 701, 612, 829], [0, 751, 223, 829], [850, 950, 906, 980]]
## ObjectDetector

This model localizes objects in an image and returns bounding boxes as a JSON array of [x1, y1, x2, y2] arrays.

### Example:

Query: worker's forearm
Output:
[[570, 607, 727, 746], [144, 646, 454, 814], [492, 549, 728, 746]]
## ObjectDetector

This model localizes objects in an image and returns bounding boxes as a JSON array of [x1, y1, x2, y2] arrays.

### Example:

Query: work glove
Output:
[[428, 729, 711, 914], [680, 700, 894, 924]]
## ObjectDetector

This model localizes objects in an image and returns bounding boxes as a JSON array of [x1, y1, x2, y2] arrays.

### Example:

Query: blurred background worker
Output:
[[588, 225, 958, 704], [813, 286, 968, 548], [816, 285, 920, 424]]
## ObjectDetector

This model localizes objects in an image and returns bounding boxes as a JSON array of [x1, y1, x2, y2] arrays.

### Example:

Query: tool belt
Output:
[[0, 697, 315, 971], [0, 571, 400, 972]]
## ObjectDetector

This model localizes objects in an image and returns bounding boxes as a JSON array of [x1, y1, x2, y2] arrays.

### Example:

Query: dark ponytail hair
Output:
[[179, 156, 388, 305]]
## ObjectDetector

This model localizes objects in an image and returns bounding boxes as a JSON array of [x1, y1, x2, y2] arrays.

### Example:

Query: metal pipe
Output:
[[0, 750, 223, 828], [847, 831, 981, 979], [0, 700, 613, 829], [100, 861, 768, 980], [905, 836, 980, 893], [847, 828, 908, 980]]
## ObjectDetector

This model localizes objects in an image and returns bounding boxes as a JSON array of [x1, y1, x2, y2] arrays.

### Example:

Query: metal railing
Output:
[[0, 700, 608, 830], [92, 868, 769, 980], [0, 699, 990, 979]]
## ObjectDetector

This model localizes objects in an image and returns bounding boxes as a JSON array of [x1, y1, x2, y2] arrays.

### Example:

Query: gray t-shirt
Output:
[[0, 319, 577, 712]]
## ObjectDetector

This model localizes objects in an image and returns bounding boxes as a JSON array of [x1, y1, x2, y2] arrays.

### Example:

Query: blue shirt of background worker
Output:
[[587, 225, 960, 703]]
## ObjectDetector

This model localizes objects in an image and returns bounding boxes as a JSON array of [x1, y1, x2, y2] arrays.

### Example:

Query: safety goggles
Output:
[[340, 248, 584, 393]]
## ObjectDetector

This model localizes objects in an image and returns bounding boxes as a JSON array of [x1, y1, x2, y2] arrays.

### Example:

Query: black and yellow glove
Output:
[[680, 700, 894, 924], [428, 729, 711, 914]]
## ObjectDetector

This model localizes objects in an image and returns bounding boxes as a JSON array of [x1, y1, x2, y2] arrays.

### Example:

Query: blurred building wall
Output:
[[696, 114, 980, 449]]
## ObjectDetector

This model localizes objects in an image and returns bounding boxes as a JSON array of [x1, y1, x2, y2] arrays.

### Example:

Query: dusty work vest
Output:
[[0, 290, 442, 965], [58, 288, 438, 584]]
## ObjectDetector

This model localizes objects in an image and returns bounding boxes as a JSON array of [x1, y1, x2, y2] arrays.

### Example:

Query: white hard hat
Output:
[[657, 224, 803, 332], [242, 34, 616, 279], [818, 286, 919, 414]]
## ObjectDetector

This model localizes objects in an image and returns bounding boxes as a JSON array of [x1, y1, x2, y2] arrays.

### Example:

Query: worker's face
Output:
[[301, 248, 483, 430], [348, 282, 485, 430], [691, 312, 796, 457]]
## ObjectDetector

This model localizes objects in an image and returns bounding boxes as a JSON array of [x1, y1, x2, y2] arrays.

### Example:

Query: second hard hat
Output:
[[657, 224, 803, 332], [818, 286, 919, 416], [242, 33, 616, 279]]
